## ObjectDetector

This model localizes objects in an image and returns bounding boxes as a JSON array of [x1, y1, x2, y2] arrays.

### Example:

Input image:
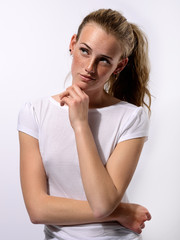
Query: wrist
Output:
[[73, 121, 90, 134], [108, 202, 127, 222]]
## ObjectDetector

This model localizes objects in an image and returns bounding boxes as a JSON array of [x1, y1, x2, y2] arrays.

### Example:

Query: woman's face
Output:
[[69, 23, 125, 93]]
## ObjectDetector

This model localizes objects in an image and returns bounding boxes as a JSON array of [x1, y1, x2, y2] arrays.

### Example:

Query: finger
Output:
[[67, 86, 82, 99], [60, 96, 72, 107], [59, 90, 69, 100], [73, 85, 89, 106], [59, 87, 78, 106], [136, 227, 142, 234], [59, 91, 72, 106], [140, 223, 145, 229], [73, 84, 87, 98], [61, 86, 82, 101], [60, 96, 72, 106]]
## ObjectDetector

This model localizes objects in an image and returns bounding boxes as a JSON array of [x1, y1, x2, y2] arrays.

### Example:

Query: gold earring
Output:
[[113, 72, 119, 80]]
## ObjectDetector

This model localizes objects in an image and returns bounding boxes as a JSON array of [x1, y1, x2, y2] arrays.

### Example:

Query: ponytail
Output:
[[108, 23, 151, 113], [76, 9, 151, 113]]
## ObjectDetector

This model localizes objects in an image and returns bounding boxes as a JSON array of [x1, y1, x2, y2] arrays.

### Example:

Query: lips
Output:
[[80, 74, 96, 81]]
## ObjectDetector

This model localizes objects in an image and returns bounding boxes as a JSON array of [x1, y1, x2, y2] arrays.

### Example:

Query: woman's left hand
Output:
[[59, 85, 89, 130], [110, 202, 151, 234]]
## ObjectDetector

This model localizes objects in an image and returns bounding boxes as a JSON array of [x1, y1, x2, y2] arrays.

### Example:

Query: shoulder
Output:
[[31, 96, 51, 109], [117, 101, 149, 127], [108, 100, 148, 119], [116, 102, 150, 143], [106, 101, 149, 141], [117, 101, 142, 112], [18, 96, 52, 124], [22, 96, 54, 114], [17, 96, 55, 139]]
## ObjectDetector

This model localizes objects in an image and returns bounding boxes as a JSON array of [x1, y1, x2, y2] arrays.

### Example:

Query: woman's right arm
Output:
[[19, 131, 150, 233]]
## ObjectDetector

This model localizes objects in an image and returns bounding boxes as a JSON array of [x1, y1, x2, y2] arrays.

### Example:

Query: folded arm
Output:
[[60, 85, 147, 218], [19, 131, 150, 233], [74, 125, 145, 218], [19, 131, 98, 225]]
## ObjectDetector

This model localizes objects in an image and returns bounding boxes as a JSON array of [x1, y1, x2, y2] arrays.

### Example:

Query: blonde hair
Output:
[[76, 9, 151, 113]]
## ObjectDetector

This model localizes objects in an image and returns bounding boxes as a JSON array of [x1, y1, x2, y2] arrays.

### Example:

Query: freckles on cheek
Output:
[[100, 69, 113, 79], [72, 54, 83, 71]]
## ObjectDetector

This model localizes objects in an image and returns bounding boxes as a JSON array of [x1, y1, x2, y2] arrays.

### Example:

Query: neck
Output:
[[85, 89, 120, 109], [85, 89, 107, 108]]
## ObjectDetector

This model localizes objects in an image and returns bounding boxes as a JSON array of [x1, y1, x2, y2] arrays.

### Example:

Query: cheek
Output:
[[97, 67, 114, 80], [71, 52, 84, 72]]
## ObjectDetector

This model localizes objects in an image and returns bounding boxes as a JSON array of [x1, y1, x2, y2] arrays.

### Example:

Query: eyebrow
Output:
[[80, 42, 113, 60]]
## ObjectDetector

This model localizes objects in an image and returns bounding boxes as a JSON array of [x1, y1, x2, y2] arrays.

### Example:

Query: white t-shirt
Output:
[[17, 96, 149, 240]]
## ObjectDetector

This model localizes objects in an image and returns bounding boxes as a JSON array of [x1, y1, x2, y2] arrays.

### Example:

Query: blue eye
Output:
[[80, 48, 88, 55], [100, 58, 110, 64]]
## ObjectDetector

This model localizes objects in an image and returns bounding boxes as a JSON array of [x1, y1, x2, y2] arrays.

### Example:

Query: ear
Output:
[[69, 34, 77, 53], [114, 58, 128, 74]]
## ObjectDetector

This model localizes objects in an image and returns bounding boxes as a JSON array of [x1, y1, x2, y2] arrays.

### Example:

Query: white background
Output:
[[0, 0, 180, 239]]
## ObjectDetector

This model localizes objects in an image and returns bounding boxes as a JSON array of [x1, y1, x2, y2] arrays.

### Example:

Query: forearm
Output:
[[59, 86, 144, 220], [29, 193, 115, 225], [29, 192, 145, 230], [25, 188, 151, 234], [74, 123, 119, 218], [19, 130, 115, 226]]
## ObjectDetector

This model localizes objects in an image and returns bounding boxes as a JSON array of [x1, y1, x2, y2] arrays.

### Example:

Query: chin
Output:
[[72, 80, 90, 90]]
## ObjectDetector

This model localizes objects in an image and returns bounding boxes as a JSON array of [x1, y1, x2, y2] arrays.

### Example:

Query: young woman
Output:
[[18, 9, 151, 240]]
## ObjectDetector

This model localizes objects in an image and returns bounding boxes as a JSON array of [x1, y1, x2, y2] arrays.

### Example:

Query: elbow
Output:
[[92, 203, 115, 219], [30, 216, 40, 225], [28, 208, 44, 224], [24, 194, 48, 224], [93, 210, 109, 219], [92, 194, 122, 219], [93, 208, 112, 219], [30, 215, 42, 225], [26, 199, 46, 224]]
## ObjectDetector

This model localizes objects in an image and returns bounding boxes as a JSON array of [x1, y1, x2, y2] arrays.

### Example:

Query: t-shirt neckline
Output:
[[49, 96, 124, 112]]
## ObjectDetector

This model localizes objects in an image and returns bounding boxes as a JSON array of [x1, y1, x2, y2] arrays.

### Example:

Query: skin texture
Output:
[[19, 22, 151, 235], [19, 132, 151, 233], [59, 85, 146, 218], [68, 23, 128, 108]]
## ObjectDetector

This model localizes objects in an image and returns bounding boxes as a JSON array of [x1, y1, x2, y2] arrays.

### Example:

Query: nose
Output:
[[85, 58, 96, 74]]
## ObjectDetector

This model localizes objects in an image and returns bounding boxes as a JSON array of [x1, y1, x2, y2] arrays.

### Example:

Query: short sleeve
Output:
[[118, 107, 149, 143], [17, 102, 39, 139]]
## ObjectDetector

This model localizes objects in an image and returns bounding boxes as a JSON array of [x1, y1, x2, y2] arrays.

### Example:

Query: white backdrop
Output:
[[0, 0, 180, 239]]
